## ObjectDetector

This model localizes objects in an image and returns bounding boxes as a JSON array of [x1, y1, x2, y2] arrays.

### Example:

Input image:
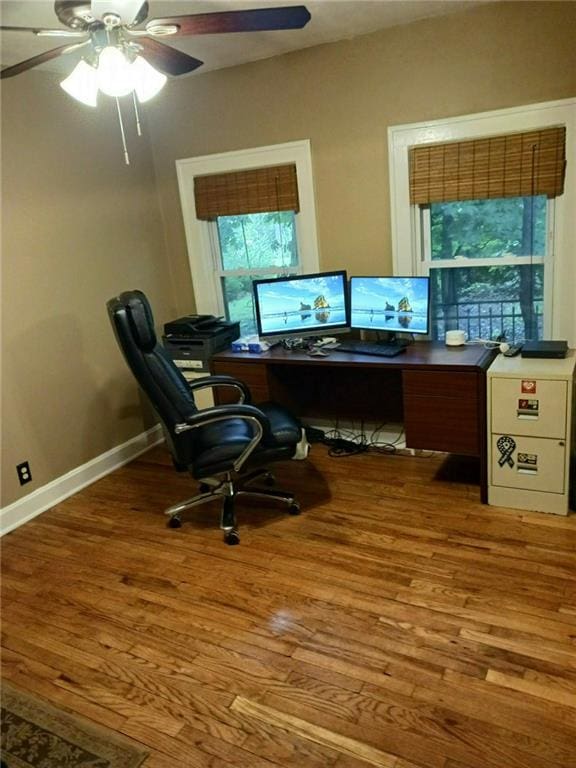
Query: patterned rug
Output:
[[1, 682, 148, 768]]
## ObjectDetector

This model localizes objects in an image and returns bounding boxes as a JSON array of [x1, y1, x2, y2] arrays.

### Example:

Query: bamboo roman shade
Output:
[[194, 164, 300, 220], [409, 126, 566, 205]]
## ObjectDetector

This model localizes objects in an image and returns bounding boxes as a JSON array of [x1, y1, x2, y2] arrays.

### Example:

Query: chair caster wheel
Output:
[[224, 529, 240, 545], [167, 516, 182, 528], [288, 502, 301, 515]]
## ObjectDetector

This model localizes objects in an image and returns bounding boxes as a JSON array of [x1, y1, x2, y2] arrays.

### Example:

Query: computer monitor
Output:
[[253, 271, 350, 341], [349, 276, 430, 335]]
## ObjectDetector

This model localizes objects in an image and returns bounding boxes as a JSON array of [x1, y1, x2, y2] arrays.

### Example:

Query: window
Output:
[[215, 211, 299, 335], [388, 100, 575, 345], [423, 195, 550, 343], [177, 141, 320, 334]]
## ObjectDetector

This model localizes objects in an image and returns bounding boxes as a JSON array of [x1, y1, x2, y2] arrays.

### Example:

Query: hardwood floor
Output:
[[2, 445, 576, 768]]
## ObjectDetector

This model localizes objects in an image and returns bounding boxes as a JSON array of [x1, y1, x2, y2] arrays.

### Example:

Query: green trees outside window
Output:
[[428, 196, 547, 342], [216, 211, 299, 335]]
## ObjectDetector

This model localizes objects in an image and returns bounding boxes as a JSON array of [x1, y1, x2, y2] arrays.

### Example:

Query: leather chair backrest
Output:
[[107, 291, 198, 447]]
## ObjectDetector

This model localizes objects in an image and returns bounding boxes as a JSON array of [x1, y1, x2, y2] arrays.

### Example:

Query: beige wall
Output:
[[1, 72, 175, 506], [1, 1, 575, 509], [146, 1, 576, 316]]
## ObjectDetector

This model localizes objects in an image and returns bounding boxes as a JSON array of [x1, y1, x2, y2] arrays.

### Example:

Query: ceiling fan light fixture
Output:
[[131, 55, 167, 102], [96, 45, 133, 97], [60, 59, 98, 106]]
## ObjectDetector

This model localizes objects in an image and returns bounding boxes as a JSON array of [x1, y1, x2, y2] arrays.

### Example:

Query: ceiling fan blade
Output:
[[137, 38, 203, 77], [0, 40, 89, 79], [146, 5, 311, 37], [0, 25, 86, 37], [91, 0, 146, 25]]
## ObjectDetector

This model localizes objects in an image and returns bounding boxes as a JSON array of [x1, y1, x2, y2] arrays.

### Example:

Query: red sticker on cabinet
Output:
[[521, 380, 537, 393]]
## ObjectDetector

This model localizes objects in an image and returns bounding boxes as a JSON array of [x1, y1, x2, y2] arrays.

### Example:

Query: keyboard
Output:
[[338, 341, 408, 358]]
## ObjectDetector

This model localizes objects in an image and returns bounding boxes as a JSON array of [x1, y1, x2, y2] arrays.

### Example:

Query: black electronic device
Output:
[[521, 340, 568, 359], [163, 315, 240, 372], [349, 276, 430, 336], [338, 340, 408, 358], [164, 314, 224, 336], [253, 271, 350, 342], [502, 343, 523, 357]]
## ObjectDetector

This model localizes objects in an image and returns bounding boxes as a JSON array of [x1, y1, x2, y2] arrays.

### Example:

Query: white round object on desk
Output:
[[445, 330, 466, 346]]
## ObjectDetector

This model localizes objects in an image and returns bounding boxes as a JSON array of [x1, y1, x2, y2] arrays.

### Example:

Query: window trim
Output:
[[176, 140, 320, 316], [388, 99, 576, 344]]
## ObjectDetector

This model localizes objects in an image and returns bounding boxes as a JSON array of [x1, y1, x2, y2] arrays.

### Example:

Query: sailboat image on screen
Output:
[[349, 276, 430, 335], [253, 271, 350, 342]]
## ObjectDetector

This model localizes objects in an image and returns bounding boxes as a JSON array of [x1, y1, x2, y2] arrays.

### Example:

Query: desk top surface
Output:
[[214, 341, 495, 372]]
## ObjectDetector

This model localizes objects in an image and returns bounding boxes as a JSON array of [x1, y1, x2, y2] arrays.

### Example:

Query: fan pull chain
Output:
[[132, 92, 142, 137], [115, 96, 130, 165]]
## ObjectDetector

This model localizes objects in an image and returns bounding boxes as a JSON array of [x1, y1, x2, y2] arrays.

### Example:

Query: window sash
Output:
[[418, 201, 556, 338], [207, 221, 302, 316], [419, 203, 555, 268]]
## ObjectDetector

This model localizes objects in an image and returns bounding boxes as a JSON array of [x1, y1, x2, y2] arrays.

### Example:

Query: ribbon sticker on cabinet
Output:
[[521, 380, 537, 394], [497, 435, 516, 467]]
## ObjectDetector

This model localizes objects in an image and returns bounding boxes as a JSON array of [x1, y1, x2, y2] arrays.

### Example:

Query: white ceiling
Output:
[[0, 0, 490, 76]]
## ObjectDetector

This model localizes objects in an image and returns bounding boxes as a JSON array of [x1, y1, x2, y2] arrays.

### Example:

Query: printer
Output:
[[163, 315, 240, 373]]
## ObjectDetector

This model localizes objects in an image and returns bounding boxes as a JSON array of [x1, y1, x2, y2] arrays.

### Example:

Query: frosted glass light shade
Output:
[[97, 46, 134, 97], [60, 60, 98, 106], [132, 56, 167, 102]]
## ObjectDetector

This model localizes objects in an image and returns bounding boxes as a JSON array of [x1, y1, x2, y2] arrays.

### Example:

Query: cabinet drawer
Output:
[[491, 434, 566, 494], [491, 378, 567, 439]]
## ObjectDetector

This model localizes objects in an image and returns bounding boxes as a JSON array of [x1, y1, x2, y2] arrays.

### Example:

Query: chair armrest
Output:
[[187, 375, 251, 404], [174, 404, 270, 472]]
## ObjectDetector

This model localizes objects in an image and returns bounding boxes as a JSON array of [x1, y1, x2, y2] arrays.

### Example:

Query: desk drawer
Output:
[[403, 370, 480, 455], [211, 360, 270, 404], [405, 396, 480, 454], [403, 371, 479, 399]]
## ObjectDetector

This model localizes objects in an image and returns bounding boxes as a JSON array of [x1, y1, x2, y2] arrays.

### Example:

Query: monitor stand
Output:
[[374, 332, 410, 349]]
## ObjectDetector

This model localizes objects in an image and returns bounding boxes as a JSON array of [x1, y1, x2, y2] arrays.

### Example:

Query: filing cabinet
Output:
[[487, 351, 575, 515]]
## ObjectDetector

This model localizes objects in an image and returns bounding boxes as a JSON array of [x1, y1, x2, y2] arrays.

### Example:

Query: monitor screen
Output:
[[253, 271, 350, 340], [350, 276, 430, 335]]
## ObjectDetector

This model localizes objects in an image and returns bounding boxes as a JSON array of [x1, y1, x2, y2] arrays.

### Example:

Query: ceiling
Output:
[[0, 0, 490, 76]]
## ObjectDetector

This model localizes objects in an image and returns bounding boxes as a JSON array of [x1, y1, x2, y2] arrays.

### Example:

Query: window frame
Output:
[[388, 99, 576, 344], [176, 140, 320, 317]]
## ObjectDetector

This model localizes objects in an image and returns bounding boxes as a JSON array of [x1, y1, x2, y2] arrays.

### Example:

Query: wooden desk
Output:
[[212, 342, 495, 501]]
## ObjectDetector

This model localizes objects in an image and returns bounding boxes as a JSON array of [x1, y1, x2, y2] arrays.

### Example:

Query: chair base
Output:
[[164, 468, 300, 544]]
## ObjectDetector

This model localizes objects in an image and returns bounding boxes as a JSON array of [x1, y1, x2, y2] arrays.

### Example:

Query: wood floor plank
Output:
[[231, 696, 400, 767], [486, 669, 576, 709], [2, 444, 576, 767]]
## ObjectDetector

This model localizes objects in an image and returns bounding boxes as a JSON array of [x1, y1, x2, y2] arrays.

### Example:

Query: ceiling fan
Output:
[[1, 1, 311, 161], [1, 1, 312, 81]]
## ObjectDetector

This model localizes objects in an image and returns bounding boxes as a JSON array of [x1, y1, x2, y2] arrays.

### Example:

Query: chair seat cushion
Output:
[[190, 401, 301, 478], [258, 401, 302, 446]]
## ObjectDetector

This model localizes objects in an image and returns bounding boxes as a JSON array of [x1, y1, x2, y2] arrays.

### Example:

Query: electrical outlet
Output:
[[16, 461, 32, 486]]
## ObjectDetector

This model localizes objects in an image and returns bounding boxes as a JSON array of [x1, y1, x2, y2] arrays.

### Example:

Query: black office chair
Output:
[[107, 290, 305, 544]]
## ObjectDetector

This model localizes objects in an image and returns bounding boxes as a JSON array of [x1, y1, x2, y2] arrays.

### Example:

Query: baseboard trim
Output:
[[1, 425, 164, 536]]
